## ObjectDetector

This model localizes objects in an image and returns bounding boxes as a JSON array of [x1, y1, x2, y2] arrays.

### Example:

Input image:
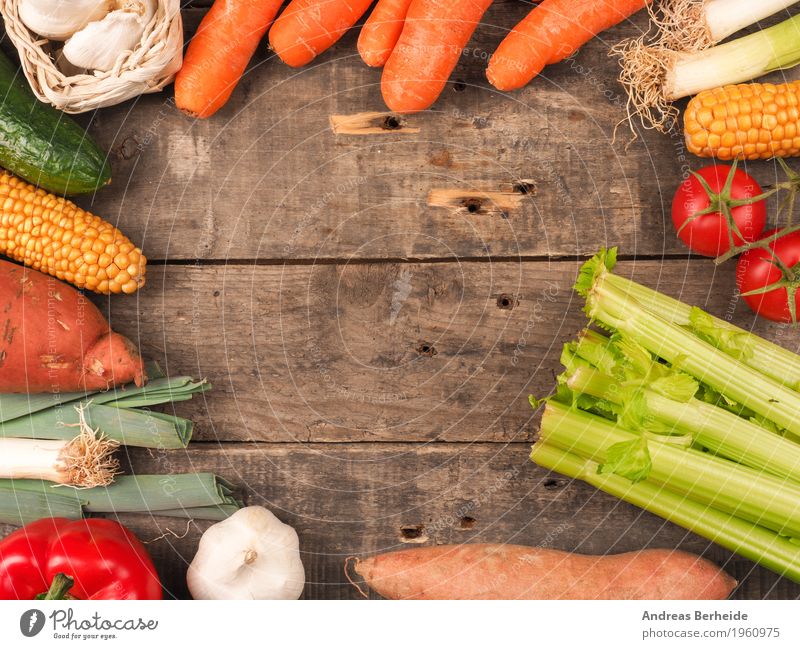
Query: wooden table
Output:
[[4, 1, 799, 599]]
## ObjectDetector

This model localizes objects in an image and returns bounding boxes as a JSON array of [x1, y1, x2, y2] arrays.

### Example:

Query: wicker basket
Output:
[[0, 0, 183, 113]]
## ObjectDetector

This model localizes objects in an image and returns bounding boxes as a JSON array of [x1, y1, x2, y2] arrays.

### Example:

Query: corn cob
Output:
[[0, 170, 145, 294], [684, 81, 800, 160]]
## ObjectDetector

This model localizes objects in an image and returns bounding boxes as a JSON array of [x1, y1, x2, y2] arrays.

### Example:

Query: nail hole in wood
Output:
[[417, 342, 437, 357], [213, 290, 220, 297], [496, 294, 518, 310], [399, 524, 428, 543], [381, 115, 402, 130], [463, 198, 483, 213], [513, 181, 536, 195], [543, 478, 564, 490], [453, 79, 466, 92], [459, 516, 476, 530]]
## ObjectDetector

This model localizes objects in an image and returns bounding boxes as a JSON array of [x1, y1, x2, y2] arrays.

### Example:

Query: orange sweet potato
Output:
[[0, 260, 146, 393], [350, 544, 737, 599]]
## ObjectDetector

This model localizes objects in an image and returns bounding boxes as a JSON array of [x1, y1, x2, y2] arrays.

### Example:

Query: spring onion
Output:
[[613, 12, 800, 131]]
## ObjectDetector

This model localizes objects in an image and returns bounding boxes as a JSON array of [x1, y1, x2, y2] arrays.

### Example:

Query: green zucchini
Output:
[[0, 50, 111, 195]]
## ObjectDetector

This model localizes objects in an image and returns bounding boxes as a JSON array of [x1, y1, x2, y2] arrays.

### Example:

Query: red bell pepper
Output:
[[0, 518, 162, 599]]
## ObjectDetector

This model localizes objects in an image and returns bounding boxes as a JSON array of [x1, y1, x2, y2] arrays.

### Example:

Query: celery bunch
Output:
[[533, 249, 800, 583]]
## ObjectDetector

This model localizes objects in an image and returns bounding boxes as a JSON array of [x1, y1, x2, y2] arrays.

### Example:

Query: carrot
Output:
[[486, 0, 649, 92], [382, 0, 493, 113], [269, 0, 375, 68], [358, 0, 415, 68], [175, 0, 284, 119], [0, 260, 146, 393], [349, 544, 737, 600]]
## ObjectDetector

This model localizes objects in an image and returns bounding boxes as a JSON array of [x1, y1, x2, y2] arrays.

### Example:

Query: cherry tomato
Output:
[[672, 165, 767, 257], [737, 229, 800, 323]]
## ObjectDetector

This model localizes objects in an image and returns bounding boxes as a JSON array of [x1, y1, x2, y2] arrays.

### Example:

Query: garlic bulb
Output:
[[19, 0, 111, 40], [187, 506, 305, 600], [62, 0, 155, 72]]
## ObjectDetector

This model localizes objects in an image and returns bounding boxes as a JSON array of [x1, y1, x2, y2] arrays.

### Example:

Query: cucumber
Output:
[[0, 50, 111, 195]]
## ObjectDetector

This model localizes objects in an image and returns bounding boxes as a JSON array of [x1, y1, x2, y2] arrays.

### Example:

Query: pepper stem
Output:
[[36, 573, 75, 600]]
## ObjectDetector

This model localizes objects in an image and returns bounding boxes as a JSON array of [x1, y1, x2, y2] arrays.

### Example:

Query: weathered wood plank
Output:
[[70, 4, 707, 262], [1, 443, 794, 599], [96, 259, 800, 443]]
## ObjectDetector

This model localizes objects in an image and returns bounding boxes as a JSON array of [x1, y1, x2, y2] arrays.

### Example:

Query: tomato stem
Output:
[[680, 159, 777, 252]]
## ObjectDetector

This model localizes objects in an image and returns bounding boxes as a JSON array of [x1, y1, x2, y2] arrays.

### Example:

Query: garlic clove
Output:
[[62, 0, 155, 73], [19, 0, 112, 40]]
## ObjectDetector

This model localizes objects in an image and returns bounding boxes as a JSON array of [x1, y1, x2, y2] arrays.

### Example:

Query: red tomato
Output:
[[737, 229, 800, 323], [672, 165, 766, 257]]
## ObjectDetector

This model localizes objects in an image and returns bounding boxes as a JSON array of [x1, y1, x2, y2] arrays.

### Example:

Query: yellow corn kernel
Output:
[[0, 171, 146, 294], [685, 81, 800, 160]]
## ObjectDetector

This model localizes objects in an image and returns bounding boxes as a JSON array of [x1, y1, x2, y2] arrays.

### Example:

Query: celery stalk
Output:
[[581, 251, 800, 437], [603, 271, 800, 388], [531, 442, 800, 583], [541, 402, 800, 538], [566, 365, 800, 483]]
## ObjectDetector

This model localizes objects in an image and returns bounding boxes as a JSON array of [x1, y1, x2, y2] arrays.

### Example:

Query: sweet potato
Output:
[[349, 544, 737, 599], [0, 261, 146, 393]]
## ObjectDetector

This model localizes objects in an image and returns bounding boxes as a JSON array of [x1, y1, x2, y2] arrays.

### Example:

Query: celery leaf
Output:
[[598, 436, 652, 483], [649, 373, 699, 402], [689, 307, 754, 361]]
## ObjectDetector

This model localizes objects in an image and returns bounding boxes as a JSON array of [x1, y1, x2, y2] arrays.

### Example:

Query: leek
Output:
[[0, 433, 118, 488], [0, 474, 243, 525], [653, 0, 800, 51], [0, 365, 209, 448], [531, 442, 800, 583], [0, 486, 83, 526], [614, 12, 800, 131], [3, 474, 242, 512]]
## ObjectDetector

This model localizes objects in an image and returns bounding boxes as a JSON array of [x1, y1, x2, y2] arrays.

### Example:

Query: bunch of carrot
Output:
[[175, 0, 650, 118]]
